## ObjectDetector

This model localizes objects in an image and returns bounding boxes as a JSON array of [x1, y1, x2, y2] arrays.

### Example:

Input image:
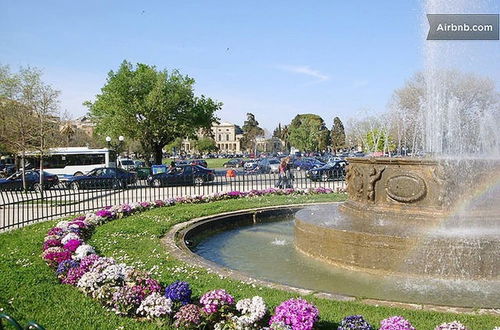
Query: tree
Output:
[[330, 117, 346, 152], [272, 123, 282, 138], [0, 65, 60, 190], [240, 113, 264, 152], [389, 70, 499, 155], [287, 114, 329, 152], [365, 128, 395, 153], [193, 137, 218, 154], [86, 61, 221, 164]]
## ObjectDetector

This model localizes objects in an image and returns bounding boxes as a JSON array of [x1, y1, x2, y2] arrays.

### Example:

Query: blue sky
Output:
[[1, 1, 498, 133]]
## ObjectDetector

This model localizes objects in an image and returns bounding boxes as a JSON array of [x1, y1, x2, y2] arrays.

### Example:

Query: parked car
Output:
[[134, 160, 146, 168], [292, 158, 325, 171], [117, 158, 136, 171], [189, 159, 208, 168], [243, 160, 258, 170], [223, 159, 245, 168], [0, 170, 59, 191], [306, 160, 348, 181], [268, 159, 280, 173], [147, 164, 215, 187], [245, 159, 271, 174], [66, 167, 136, 190]]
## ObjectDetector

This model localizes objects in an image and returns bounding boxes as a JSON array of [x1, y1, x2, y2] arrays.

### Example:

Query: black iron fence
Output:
[[0, 169, 346, 231]]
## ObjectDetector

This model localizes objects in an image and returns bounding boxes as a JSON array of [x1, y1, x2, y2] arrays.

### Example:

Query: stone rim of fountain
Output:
[[161, 203, 500, 315]]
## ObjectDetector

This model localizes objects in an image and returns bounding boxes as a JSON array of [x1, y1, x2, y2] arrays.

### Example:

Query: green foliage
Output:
[[164, 137, 183, 154], [330, 117, 346, 151], [288, 114, 329, 152], [193, 137, 218, 153], [365, 128, 395, 153], [0, 65, 60, 154], [86, 61, 221, 164], [1, 194, 498, 329], [240, 113, 264, 152]]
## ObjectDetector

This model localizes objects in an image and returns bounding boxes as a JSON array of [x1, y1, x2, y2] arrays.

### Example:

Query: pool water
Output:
[[193, 215, 500, 308]]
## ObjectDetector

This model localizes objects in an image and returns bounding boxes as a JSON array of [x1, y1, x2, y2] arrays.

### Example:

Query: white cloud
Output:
[[277, 65, 329, 82]]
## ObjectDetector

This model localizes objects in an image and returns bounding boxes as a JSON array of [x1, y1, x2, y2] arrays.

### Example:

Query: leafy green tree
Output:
[[330, 116, 346, 151], [0, 65, 60, 190], [288, 114, 329, 152], [365, 128, 395, 153], [164, 137, 183, 155], [86, 61, 221, 164], [240, 113, 264, 152], [272, 123, 282, 138], [193, 137, 218, 154]]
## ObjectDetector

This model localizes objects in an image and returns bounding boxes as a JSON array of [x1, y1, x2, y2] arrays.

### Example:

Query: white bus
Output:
[[24, 147, 117, 179]]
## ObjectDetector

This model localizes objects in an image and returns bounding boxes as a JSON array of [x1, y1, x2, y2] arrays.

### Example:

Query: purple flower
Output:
[[199, 289, 235, 314], [165, 281, 192, 305], [79, 254, 100, 272], [121, 203, 132, 213], [43, 239, 62, 250], [174, 304, 202, 328], [140, 201, 151, 208], [380, 316, 415, 330], [95, 209, 113, 218], [47, 227, 64, 236], [56, 259, 80, 276], [338, 315, 373, 330], [62, 266, 86, 285], [43, 248, 72, 267], [269, 298, 319, 330], [154, 200, 165, 207], [63, 239, 82, 252], [112, 285, 144, 315]]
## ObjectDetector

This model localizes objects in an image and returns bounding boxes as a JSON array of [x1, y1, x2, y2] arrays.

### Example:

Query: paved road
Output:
[[0, 170, 345, 231]]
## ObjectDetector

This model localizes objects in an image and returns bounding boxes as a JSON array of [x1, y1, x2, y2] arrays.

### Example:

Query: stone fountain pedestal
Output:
[[295, 157, 500, 280]]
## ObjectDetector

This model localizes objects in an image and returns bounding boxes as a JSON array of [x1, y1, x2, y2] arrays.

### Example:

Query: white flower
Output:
[[435, 321, 469, 330], [73, 244, 96, 260], [61, 232, 81, 245], [101, 263, 130, 282], [77, 271, 104, 293], [236, 296, 267, 328], [56, 220, 69, 230], [136, 292, 172, 319]]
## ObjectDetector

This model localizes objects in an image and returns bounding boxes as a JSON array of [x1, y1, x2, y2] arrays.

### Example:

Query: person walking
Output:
[[276, 157, 293, 189]]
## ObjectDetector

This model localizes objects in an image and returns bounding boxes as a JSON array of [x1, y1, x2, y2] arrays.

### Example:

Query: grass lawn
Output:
[[1, 193, 499, 329], [204, 158, 244, 168]]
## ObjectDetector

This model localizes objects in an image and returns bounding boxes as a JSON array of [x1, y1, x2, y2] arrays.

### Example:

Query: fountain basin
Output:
[[295, 157, 500, 280], [163, 205, 500, 309]]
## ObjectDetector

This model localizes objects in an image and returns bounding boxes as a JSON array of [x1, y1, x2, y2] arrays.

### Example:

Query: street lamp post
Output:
[[106, 136, 125, 162]]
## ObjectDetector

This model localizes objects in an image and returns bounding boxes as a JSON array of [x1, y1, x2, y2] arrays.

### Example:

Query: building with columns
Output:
[[182, 121, 244, 154]]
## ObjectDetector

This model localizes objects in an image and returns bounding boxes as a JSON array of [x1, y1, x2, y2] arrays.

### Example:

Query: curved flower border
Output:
[[40, 187, 474, 330]]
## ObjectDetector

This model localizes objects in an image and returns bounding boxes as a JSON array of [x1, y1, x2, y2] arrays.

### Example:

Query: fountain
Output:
[[296, 0, 499, 303], [187, 0, 499, 309]]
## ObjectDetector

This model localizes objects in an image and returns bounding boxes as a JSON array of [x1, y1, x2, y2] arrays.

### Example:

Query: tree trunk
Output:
[[152, 146, 163, 165]]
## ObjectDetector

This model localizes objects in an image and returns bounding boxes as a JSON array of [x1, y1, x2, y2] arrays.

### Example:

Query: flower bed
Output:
[[40, 188, 474, 329]]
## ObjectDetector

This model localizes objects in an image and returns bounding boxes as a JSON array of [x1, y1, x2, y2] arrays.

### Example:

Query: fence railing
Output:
[[0, 169, 346, 231]]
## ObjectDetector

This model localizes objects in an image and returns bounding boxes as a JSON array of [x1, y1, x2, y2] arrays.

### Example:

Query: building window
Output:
[[218, 134, 221, 141], [226, 134, 229, 141]]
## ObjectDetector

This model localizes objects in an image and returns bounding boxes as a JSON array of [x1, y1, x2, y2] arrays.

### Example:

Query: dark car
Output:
[[0, 170, 59, 191], [293, 158, 325, 171], [147, 165, 215, 187], [306, 160, 348, 181], [190, 159, 208, 168], [66, 167, 136, 190], [223, 159, 245, 168]]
